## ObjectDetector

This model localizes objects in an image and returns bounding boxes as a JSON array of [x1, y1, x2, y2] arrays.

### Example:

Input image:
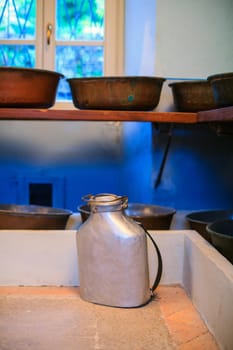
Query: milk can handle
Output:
[[140, 224, 163, 293]]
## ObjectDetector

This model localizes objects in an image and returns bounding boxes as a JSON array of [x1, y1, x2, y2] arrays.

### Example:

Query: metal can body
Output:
[[76, 194, 151, 307]]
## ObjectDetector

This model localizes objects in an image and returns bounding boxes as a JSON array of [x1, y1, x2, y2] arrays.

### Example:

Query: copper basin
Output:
[[169, 80, 216, 112], [0, 204, 72, 229], [67, 76, 165, 110], [79, 203, 176, 230], [0, 67, 64, 108], [207, 219, 233, 264], [186, 209, 233, 243], [209, 77, 233, 108]]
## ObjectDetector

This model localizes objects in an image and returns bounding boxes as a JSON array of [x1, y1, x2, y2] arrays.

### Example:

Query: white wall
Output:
[[0, 121, 122, 162], [124, 0, 156, 75], [155, 0, 233, 78]]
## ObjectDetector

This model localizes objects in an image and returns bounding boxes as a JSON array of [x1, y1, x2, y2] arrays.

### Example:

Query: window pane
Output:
[[56, 45, 104, 100], [56, 0, 104, 41], [0, 44, 35, 66], [0, 0, 36, 39]]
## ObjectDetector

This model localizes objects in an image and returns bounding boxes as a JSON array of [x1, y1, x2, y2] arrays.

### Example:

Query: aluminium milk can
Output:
[[76, 193, 163, 308]]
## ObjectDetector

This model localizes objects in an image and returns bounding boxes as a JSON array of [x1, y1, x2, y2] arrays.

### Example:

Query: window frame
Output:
[[43, 0, 125, 108]]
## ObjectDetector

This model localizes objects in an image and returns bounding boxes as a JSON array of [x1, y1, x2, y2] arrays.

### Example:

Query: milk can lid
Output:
[[82, 193, 128, 212]]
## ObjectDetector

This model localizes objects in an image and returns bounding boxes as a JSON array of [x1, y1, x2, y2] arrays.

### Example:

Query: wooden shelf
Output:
[[0, 106, 232, 123], [197, 106, 233, 122]]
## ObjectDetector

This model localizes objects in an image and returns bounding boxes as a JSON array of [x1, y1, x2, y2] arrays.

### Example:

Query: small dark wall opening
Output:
[[29, 183, 53, 206]]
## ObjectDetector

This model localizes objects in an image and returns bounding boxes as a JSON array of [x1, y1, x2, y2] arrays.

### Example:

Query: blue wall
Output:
[[151, 123, 233, 210], [0, 121, 154, 211], [1, 121, 233, 213]]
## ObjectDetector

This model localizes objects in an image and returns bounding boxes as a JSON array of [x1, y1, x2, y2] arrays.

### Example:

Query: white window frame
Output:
[[43, 0, 124, 108]]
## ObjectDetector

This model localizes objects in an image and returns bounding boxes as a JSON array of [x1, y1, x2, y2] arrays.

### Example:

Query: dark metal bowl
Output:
[[207, 219, 233, 264], [67, 76, 166, 110], [0, 204, 72, 229], [186, 210, 233, 243], [207, 72, 233, 81], [79, 203, 176, 230], [0, 67, 64, 108], [207, 72, 233, 108], [209, 77, 233, 108], [169, 80, 216, 112]]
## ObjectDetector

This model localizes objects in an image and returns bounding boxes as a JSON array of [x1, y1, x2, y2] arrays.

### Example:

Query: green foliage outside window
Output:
[[56, 0, 104, 40]]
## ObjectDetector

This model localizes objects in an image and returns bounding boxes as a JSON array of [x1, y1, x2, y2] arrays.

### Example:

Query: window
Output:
[[0, 0, 124, 104]]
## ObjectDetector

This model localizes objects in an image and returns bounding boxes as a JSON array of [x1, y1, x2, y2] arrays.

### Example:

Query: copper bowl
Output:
[[79, 203, 176, 230], [207, 219, 233, 264], [207, 72, 233, 108], [209, 77, 233, 108], [169, 80, 216, 112], [186, 210, 233, 243], [0, 67, 64, 108], [207, 72, 233, 81], [0, 204, 72, 229], [67, 76, 166, 110]]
